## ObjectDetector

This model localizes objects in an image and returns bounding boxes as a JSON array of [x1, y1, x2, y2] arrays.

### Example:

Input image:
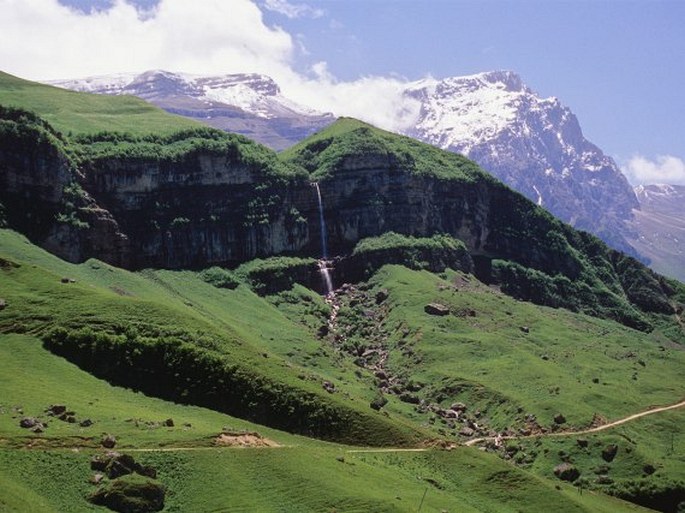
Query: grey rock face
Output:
[[403, 71, 640, 257]]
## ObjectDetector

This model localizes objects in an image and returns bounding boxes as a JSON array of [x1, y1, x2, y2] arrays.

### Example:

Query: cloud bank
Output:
[[0, 0, 419, 131], [622, 155, 685, 186]]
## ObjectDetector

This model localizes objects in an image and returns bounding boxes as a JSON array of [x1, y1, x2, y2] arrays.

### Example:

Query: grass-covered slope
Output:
[[0, 229, 421, 447], [0, 331, 652, 513], [0, 71, 199, 136], [281, 116, 490, 182]]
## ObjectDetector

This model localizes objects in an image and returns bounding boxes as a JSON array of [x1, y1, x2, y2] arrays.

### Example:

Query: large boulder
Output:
[[424, 303, 450, 316], [554, 463, 580, 482], [89, 475, 165, 513]]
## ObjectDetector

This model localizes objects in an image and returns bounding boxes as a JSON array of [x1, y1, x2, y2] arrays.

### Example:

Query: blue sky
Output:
[[2, 0, 684, 184]]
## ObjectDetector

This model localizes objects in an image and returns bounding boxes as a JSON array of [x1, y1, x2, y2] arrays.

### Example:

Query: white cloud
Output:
[[622, 155, 685, 186], [262, 0, 323, 19], [0, 0, 421, 132], [0, 0, 294, 79]]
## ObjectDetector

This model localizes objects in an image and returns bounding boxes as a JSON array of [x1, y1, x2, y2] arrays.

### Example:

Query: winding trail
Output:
[[465, 398, 685, 447]]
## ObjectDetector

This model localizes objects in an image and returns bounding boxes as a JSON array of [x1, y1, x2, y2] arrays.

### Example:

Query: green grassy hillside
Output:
[[0, 228, 681, 511], [0, 336, 652, 513], [0, 71, 198, 136]]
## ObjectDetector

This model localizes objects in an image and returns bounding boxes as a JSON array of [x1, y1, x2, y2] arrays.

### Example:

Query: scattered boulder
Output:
[[90, 473, 105, 485], [19, 417, 40, 429], [89, 475, 165, 513], [91, 452, 158, 480], [322, 381, 335, 394], [554, 463, 580, 482], [375, 289, 389, 304], [425, 303, 450, 316], [399, 393, 420, 404], [643, 463, 656, 475], [163, 418, 174, 427], [46, 404, 67, 416], [459, 427, 475, 437], [102, 434, 117, 449], [80, 419, 94, 428], [450, 402, 467, 412], [601, 444, 618, 462], [370, 395, 388, 411], [553, 414, 566, 425], [595, 475, 614, 485]]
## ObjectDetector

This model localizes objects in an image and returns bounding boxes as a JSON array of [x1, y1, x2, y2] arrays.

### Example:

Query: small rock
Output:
[[101, 434, 117, 449], [399, 393, 420, 404], [19, 417, 39, 429], [553, 414, 566, 425], [0, 299, 7, 310], [424, 303, 450, 316], [80, 419, 94, 427], [66, 415, 77, 424], [520, 326, 530, 334], [459, 427, 474, 437], [163, 418, 174, 427], [375, 289, 389, 304], [541, 354, 549, 361], [643, 463, 656, 475], [576, 438, 588, 448], [89, 473, 105, 485], [601, 444, 618, 462], [31, 425, 44, 434], [554, 463, 580, 482], [46, 404, 67, 416], [322, 381, 335, 394], [60, 277, 71, 284], [450, 402, 467, 412]]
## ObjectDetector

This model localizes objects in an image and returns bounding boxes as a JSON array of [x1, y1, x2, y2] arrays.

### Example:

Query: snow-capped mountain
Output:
[[403, 71, 640, 256], [50, 70, 333, 150]]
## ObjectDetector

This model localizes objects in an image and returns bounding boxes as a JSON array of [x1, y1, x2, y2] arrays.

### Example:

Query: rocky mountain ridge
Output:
[[50, 69, 667, 270], [403, 71, 640, 258], [50, 70, 333, 151]]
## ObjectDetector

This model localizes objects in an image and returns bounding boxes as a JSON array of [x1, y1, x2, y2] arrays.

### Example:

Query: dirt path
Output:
[[465, 398, 685, 447]]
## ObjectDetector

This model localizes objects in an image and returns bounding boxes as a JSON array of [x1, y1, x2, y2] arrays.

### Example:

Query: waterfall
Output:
[[313, 182, 334, 295], [314, 182, 328, 258]]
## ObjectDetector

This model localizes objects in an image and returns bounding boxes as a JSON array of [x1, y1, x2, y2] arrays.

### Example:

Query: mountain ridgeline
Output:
[[1, 103, 682, 335]]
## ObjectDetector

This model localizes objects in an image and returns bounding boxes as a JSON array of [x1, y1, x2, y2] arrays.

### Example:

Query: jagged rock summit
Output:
[[403, 70, 639, 256]]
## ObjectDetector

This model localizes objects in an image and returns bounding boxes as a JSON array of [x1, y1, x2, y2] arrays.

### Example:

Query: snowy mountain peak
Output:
[[403, 71, 639, 255], [49, 70, 323, 119]]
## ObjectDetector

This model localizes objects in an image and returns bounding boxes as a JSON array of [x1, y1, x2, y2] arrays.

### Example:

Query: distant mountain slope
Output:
[[50, 70, 334, 150], [403, 71, 640, 257], [629, 184, 685, 282]]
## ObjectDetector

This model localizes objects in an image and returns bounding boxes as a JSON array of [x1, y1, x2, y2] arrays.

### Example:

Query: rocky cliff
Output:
[[1, 112, 680, 331]]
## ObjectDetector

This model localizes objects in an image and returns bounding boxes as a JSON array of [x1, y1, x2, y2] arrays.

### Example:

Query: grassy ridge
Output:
[[281, 117, 489, 182]]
